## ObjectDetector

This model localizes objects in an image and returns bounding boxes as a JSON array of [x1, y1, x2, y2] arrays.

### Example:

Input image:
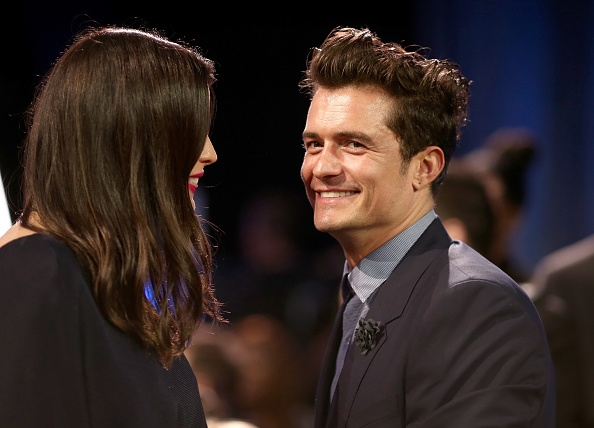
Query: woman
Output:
[[0, 26, 223, 427]]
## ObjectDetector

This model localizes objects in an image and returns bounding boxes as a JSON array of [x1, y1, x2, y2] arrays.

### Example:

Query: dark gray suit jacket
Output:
[[314, 218, 555, 427], [532, 234, 594, 428]]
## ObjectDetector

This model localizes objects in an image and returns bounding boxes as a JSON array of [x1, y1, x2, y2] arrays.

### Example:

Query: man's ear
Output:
[[412, 146, 445, 191]]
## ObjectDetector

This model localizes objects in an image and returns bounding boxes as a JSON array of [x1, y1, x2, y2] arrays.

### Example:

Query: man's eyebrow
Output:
[[302, 131, 319, 140], [336, 131, 373, 143], [302, 131, 373, 143]]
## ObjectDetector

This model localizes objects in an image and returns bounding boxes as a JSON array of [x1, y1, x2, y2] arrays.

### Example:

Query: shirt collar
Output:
[[343, 209, 437, 304]]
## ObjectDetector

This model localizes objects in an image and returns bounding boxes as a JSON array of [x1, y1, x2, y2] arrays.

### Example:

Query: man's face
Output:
[[301, 85, 419, 254]]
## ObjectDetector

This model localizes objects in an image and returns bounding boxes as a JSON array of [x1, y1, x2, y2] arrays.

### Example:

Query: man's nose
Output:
[[312, 146, 341, 178]]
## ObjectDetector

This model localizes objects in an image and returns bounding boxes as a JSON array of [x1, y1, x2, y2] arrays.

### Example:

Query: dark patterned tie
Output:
[[330, 274, 364, 400]]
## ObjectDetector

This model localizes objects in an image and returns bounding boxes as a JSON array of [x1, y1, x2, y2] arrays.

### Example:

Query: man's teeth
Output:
[[320, 191, 355, 198]]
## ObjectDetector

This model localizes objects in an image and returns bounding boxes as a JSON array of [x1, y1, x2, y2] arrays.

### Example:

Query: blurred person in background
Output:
[[463, 127, 537, 283], [434, 158, 496, 259], [213, 187, 338, 344], [226, 314, 314, 428], [213, 187, 340, 411], [186, 326, 260, 428], [530, 234, 594, 428]]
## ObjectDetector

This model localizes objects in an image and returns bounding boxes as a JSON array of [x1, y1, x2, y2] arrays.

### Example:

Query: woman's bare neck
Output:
[[0, 218, 40, 249]]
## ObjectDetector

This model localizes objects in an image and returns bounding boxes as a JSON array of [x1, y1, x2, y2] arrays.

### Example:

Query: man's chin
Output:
[[314, 220, 341, 234]]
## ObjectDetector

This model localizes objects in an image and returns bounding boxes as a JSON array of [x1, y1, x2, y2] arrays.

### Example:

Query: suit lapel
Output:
[[314, 290, 349, 427], [334, 219, 452, 421]]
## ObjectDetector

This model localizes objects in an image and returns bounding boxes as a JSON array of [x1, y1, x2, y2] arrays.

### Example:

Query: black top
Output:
[[0, 234, 207, 428]]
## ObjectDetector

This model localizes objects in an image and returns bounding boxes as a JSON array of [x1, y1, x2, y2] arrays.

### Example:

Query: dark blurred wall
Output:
[[0, 3, 413, 256], [412, 0, 594, 272], [2, 1, 593, 272]]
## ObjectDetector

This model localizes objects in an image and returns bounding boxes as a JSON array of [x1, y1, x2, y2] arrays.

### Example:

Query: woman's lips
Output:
[[188, 172, 204, 194]]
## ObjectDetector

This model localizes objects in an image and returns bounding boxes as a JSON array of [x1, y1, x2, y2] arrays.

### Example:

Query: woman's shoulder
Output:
[[1, 229, 77, 264], [0, 229, 87, 296], [0, 221, 36, 248]]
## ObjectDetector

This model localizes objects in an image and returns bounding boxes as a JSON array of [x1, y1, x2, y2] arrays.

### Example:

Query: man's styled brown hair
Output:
[[300, 26, 471, 194]]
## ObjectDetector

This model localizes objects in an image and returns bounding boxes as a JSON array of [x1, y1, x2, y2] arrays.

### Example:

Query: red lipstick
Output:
[[188, 172, 204, 195]]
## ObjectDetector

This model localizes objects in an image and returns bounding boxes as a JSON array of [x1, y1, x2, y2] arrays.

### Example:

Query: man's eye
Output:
[[303, 141, 321, 150], [346, 141, 363, 149]]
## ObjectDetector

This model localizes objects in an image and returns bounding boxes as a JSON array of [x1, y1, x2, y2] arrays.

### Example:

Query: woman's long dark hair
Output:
[[20, 26, 222, 367]]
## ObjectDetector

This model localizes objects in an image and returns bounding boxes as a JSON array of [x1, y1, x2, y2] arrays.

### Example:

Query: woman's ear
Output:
[[412, 146, 445, 191]]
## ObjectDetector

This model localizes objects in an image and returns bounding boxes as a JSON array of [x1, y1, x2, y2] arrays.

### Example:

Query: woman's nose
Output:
[[200, 136, 217, 165]]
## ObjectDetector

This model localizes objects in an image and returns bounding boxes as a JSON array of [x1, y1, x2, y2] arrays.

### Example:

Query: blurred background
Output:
[[2, 1, 593, 426], [2, 0, 593, 277]]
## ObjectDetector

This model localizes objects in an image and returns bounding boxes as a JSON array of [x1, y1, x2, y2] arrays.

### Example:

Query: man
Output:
[[531, 234, 594, 428], [299, 27, 555, 427]]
